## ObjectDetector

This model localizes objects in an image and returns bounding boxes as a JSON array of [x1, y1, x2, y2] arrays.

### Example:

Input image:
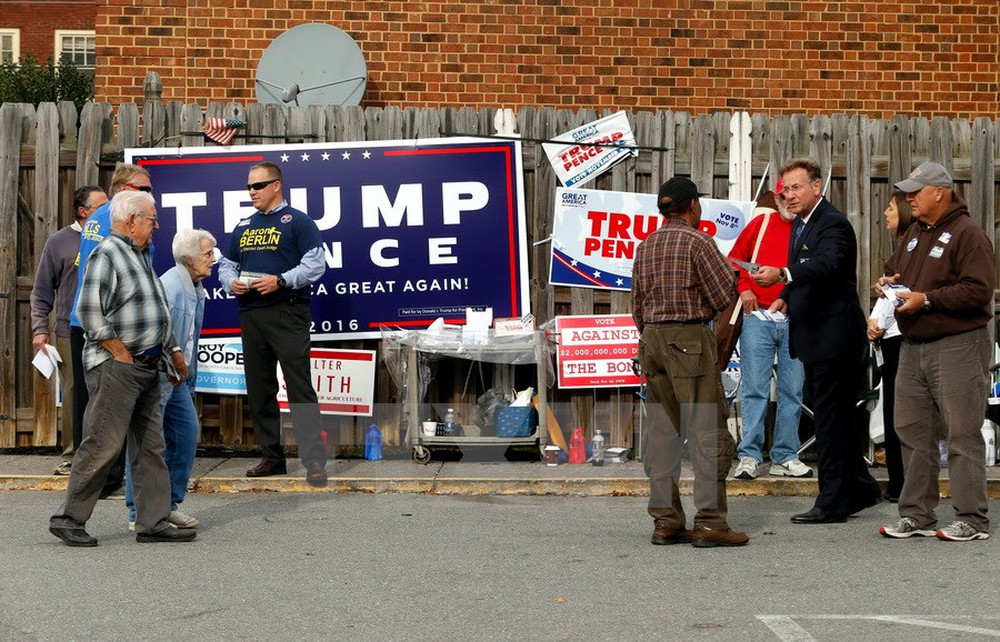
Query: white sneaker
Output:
[[128, 521, 136, 532], [936, 520, 989, 541], [169, 510, 200, 529], [733, 456, 760, 480], [880, 517, 935, 539], [769, 458, 814, 478]]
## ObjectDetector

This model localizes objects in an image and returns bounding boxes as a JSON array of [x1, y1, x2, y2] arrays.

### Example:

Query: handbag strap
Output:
[[750, 212, 770, 262], [729, 213, 772, 325]]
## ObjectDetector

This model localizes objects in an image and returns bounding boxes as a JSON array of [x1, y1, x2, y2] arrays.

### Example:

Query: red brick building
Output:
[[91, 0, 999, 119], [0, 1, 97, 68]]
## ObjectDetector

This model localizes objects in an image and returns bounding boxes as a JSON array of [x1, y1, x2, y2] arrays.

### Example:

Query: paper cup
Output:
[[422, 421, 437, 437], [545, 445, 560, 466]]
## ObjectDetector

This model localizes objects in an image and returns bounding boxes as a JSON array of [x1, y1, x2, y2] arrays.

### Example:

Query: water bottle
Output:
[[443, 408, 457, 437], [364, 423, 383, 460], [982, 420, 996, 466], [569, 427, 586, 464], [592, 430, 605, 466]]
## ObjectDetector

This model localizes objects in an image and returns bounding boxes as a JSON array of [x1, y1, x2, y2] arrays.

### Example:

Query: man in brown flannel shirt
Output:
[[632, 176, 748, 548]]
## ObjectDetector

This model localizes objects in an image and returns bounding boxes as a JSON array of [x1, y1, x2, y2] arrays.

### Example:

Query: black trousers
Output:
[[70, 326, 126, 494], [879, 336, 905, 498], [240, 301, 326, 465], [804, 351, 881, 515]]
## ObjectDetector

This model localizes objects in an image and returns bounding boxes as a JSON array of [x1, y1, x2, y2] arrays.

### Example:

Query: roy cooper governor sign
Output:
[[126, 138, 530, 340]]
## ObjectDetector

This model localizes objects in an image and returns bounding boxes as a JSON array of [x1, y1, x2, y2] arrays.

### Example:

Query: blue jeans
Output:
[[737, 313, 805, 464], [125, 381, 200, 521]]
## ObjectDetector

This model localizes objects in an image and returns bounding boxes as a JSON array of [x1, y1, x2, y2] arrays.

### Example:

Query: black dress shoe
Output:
[[246, 459, 287, 477], [790, 507, 847, 524], [883, 493, 900, 504], [305, 461, 328, 488], [49, 525, 98, 547], [136, 525, 197, 543]]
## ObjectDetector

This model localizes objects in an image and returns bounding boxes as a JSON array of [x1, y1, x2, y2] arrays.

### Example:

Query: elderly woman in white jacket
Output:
[[867, 191, 913, 503]]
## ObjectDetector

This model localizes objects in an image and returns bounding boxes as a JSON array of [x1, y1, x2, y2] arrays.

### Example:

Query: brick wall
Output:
[[1, 2, 97, 60], [95, 0, 999, 119]]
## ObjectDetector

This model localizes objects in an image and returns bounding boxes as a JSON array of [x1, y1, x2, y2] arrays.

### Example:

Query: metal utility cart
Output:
[[393, 328, 548, 464]]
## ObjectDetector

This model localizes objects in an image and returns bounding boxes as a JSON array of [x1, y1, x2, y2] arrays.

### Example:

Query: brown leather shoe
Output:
[[651, 521, 694, 545], [305, 461, 328, 487], [690, 524, 750, 548], [245, 459, 287, 477]]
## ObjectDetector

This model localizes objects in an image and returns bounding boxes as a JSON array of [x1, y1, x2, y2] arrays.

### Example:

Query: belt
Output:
[[131, 353, 161, 367], [646, 319, 709, 326]]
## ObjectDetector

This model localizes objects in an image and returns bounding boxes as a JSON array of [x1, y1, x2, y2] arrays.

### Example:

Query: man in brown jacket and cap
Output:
[[877, 162, 994, 542]]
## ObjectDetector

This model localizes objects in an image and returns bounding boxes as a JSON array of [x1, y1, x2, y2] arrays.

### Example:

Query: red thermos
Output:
[[569, 427, 586, 464]]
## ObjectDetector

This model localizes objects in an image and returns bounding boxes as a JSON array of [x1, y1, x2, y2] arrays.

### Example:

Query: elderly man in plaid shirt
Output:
[[632, 177, 748, 548], [49, 190, 196, 547]]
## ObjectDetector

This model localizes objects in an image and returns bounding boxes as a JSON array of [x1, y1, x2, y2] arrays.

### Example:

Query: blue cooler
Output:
[[495, 406, 538, 438]]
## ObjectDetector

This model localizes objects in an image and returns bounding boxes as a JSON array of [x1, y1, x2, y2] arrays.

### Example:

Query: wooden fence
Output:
[[2, 74, 999, 451]]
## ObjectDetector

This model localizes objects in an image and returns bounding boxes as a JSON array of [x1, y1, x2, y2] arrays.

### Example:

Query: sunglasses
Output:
[[125, 183, 153, 193], [247, 179, 279, 191]]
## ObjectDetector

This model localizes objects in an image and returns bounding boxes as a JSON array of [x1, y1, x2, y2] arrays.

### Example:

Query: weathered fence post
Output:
[[0, 103, 23, 446], [31, 103, 61, 444], [729, 111, 752, 201]]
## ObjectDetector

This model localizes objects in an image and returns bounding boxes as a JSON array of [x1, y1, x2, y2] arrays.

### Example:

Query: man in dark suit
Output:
[[753, 157, 881, 523]]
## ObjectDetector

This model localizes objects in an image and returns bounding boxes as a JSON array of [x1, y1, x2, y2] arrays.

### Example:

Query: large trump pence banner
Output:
[[127, 138, 530, 340]]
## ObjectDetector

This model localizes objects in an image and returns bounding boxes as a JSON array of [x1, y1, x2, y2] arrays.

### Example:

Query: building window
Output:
[[0, 29, 19, 63], [55, 30, 95, 69]]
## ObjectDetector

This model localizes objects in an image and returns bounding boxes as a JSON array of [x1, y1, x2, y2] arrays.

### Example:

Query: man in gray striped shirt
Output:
[[49, 191, 196, 546]]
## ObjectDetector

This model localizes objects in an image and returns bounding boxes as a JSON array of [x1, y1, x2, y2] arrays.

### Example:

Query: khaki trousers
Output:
[[639, 322, 735, 529], [895, 327, 990, 531], [50, 359, 172, 534]]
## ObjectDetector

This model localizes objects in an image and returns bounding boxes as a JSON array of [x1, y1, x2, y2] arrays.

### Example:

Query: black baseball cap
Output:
[[658, 176, 707, 210]]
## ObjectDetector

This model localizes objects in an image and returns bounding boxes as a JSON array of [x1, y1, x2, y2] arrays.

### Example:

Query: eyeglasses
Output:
[[142, 216, 158, 225], [200, 249, 216, 259], [781, 183, 811, 195], [247, 179, 279, 191], [124, 183, 153, 193]]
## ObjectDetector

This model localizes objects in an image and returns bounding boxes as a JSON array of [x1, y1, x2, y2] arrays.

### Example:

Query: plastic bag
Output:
[[474, 387, 510, 428], [509, 386, 534, 407]]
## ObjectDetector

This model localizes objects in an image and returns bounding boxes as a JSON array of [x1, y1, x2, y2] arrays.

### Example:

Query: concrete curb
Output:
[[4, 473, 998, 498]]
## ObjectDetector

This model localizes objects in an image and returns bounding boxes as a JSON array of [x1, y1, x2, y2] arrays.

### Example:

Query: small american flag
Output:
[[203, 118, 245, 146]]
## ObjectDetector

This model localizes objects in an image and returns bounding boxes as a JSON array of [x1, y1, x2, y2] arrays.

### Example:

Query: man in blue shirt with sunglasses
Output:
[[218, 162, 329, 487]]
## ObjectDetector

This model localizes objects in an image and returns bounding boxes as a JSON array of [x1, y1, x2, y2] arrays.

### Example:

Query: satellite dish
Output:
[[256, 23, 367, 107]]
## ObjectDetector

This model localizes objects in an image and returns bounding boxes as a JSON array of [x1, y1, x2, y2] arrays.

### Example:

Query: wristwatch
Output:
[[276, 275, 287, 288], [922, 294, 931, 311], [779, 268, 789, 283]]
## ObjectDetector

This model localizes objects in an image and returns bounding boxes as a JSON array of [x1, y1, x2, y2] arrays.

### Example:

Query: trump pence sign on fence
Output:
[[126, 138, 530, 340], [549, 187, 755, 291]]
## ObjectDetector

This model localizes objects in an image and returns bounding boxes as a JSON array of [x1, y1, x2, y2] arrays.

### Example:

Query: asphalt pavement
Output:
[[2, 491, 999, 641]]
